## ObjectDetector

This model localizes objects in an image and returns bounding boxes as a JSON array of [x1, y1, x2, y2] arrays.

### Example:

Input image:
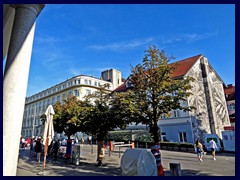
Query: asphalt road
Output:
[[17, 144, 235, 176], [161, 149, 235, 176]]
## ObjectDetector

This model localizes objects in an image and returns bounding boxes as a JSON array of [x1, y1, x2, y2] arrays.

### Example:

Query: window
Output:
[[179, 132, 187, 142], [43, 100, 46, 108], [57, 95, 60, 102], [78, 79, 81, 84], [161, 132, 167, 142], [32, 106, 34, 115], [84, 79, 88, 84], [68, 91, 72, 96], [35, 103, 38, 114], [173, 110, 179, 118], [89, 80, 92, 85], [127, 81, 132, 88], [74, 89, 79, 97], [229, 103, 235, 111], [47, 99, 50, 105], [94, 81, 97, 86], [52, 97, 56, 104], [85, 89, 91, 96], [39, 102, 42, 113]]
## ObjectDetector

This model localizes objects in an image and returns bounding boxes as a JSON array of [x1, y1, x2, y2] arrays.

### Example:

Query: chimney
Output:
[[227, 84, 233, 88]]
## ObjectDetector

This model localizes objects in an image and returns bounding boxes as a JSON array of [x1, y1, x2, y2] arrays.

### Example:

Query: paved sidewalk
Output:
[[17, 144, 235, 176], [17, 144, 122, 176]]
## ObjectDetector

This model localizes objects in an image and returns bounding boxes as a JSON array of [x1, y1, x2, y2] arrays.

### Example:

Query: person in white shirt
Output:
[[21, 137, 26, 149], [75, 137, 78, 144], [209, 138, 217, 160]]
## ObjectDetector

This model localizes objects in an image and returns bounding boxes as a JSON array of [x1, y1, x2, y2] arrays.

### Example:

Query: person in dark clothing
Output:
[[53, 140, 60, 160], [151, 142, 164, 176], [35, 138, 42, 163], [48, 140, 53, 156]]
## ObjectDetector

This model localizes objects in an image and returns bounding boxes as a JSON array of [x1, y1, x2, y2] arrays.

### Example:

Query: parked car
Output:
[[203, 134, 222, 152]]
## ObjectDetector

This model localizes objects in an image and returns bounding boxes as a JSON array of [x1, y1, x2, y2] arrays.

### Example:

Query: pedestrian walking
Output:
[[48, 140, 53, 156], [53, 139, 60, 160], [88, 136, 92, 144], [195, 139, 204, 162], [151, 142, 164, 176], [35, 138, 42, 163], [75, 137, 78, 144], [209, 138, 218, 160], [21, 137, 26, 149], [32, 139, 37, 157], [30, 138, 34, 156], [81, 137, 84, 147]]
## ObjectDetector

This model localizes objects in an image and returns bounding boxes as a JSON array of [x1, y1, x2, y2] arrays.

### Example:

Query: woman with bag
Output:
[[195, 139, 204, 162]]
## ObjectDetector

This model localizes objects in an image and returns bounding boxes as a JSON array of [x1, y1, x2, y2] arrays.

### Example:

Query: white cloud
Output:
[[161, 32, 217, 45], [182, 33, 217, 42], [88, 37, 154, 51]]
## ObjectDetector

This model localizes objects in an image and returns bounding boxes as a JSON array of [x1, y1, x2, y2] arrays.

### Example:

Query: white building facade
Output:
[[22, 69, 123, 137]]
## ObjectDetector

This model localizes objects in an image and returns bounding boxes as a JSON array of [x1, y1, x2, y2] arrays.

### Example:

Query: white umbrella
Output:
[[42, 105, 55, 170]]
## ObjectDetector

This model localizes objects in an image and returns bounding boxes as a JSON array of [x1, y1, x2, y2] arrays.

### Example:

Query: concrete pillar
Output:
[[3, 5, 15, 60], [3, 4, 44, 176]]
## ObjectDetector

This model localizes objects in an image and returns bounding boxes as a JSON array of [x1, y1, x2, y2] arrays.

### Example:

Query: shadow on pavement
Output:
[[164, 169, 214, 176]]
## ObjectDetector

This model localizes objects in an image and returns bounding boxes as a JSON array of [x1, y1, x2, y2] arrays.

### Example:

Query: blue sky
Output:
[[8, 4, 235, 97]]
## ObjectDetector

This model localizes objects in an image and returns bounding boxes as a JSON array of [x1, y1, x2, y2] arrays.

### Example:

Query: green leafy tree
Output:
[[109, 91, 140, 128], [129, 45, 194, 143], [53, 95, 91, 139], [84, 84, 130, 165]]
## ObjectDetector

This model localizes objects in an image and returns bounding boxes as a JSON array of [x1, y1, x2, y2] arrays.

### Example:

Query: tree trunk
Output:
[[97, 140, 105, 165], [150, 123, 160, 143]]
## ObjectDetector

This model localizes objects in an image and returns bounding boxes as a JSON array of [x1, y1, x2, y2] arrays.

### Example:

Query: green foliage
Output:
[[129, 45, 194, 143], [109, 91, 139, 129], [53, 95, 91, 139], [83, 84, 130, 140], [108, 130, 154, 143]]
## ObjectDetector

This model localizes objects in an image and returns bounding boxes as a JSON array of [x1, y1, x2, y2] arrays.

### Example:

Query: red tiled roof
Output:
[[114, 83, 126, 92], [114, 54, 202, 91], [170, 54, 202, 79], [224, 84, 235, 95], [226, 91, 235, 101]]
